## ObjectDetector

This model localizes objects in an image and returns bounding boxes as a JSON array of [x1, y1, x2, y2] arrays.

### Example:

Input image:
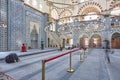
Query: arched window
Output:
[[49, 22, 56, 31], [80, 0, 85, 3], [84, 12, 99, 21], [59, 10, 72, 24], [32, 0, 37, 6], [111, 7, 120, 16], [51, 9, 59, 19], [25, 0, 30, 4]]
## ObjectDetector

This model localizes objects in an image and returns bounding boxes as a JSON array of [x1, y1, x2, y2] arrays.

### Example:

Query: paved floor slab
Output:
[[0, 49, 120, 80]]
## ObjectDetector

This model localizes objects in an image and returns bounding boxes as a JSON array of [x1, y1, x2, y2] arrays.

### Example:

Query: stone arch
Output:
[[109, 1, 120, 16], [59, 9, 72, 18], [51, 8, 59, 19], [81, 7, 100, 15], [77, 2, 102, 20], [79, 34, 89, 48], [89, 34, 101, 48], [79, 33, 88, 38], [78, 2, 103, 15], [58, 9, 72, 24], [110, 0, 120, 9], [111, 32, 120, 49], [30, 25, 38, 49]]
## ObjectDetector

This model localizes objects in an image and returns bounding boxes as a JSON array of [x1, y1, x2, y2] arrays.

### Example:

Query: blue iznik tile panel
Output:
[[8, 0, 25, 51], [7, 0, 47, 51], [0, 0, 7, 51], [73, 29, 80, 46], [25, 6, 47, 49]]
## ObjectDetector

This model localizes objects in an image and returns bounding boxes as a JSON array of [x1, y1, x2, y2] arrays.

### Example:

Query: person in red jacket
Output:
[[21, 44, 26, 52]]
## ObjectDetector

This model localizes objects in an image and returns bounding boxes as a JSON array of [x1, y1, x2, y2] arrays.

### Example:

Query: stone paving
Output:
[[105, 49, 120, 80], [0, 72, 15, 80], [0, 48, 58, 60], [0, 48, 120, 80]]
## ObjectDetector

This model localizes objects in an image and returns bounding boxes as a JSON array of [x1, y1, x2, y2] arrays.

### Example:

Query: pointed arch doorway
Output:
[[89, 34, 101, 48], [79, 35, 89, 48], [30, 25, 38, 49], [111, 32, 120, 49]]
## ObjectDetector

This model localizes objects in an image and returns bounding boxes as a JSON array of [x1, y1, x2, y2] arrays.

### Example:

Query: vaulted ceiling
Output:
[[23, 0, 120, 20]]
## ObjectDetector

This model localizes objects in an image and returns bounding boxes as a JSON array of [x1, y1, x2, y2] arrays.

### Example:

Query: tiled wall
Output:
[[25, 6, 47, 49], [0, 0, 7, 51], [7, 0, 47, 51], [8, 0, 24, 51]]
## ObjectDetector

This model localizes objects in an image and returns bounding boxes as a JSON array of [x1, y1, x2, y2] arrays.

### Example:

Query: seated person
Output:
[[21, 44, 26, 52]]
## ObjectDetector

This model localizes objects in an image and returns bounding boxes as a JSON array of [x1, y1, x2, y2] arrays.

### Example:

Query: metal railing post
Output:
[[79, 53, 83, 62], [42, 60, 45, 80], [84, 49, 86, 58], [67, 52, 74, 73]]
